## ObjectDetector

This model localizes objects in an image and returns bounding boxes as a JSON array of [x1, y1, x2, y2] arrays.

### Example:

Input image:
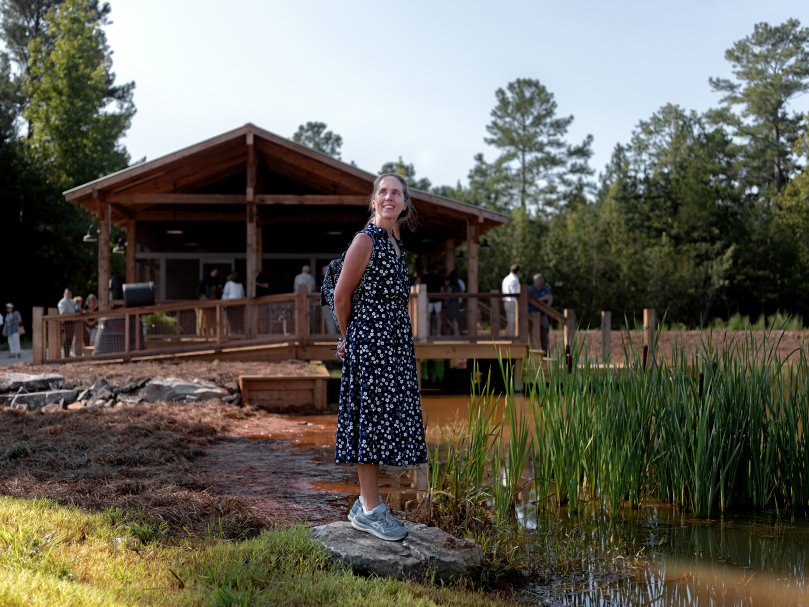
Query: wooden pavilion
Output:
[[33, 123, 567, 372]]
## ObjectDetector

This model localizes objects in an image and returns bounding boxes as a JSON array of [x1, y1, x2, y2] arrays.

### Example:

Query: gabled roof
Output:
[[64, 123, 508, 238]]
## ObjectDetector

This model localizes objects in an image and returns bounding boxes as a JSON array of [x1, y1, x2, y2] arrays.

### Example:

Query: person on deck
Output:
[[255, 268, 270, 333], [58, 288, 78, 357], [321, 266, 337, 335], [197, 268, 219, 336], [3, 304, 22, 358], [528, 273, 553, 353], [83, 294, 99, 346], [501, 264, 521, 337], [423, 263, 444, 336], [222, 272, 245, 336], [293, 265, 316, 294], [334, 173, 428, 542]]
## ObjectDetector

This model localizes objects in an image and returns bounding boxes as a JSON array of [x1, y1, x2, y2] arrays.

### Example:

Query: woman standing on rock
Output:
[[333, 173, 428, 542], [3, 303, 22, 358]]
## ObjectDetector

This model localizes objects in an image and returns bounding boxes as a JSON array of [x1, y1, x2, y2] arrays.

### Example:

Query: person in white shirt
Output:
[[222, 273, 245, 335], [501, 264, 521, 337], [293, 265, 317, 294], [57, 288, 79, 357]]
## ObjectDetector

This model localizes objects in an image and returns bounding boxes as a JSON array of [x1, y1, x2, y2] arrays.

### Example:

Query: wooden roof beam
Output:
[[255, 195, 366, 206]]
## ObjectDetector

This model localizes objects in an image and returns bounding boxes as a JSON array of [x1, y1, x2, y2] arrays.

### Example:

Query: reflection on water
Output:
[[245, 396, 809, 606]]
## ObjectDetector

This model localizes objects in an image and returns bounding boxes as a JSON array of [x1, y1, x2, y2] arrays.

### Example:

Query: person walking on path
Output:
[[527, 273, 553, 353], [58, 288, 79, 357], [501, 264, 521, 337], [3, 304, 22, 358], [334, 173, 428, 542]]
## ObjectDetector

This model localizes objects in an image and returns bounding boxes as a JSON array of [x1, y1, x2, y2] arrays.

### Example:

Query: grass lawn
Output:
[[0, 496, 522, 607]]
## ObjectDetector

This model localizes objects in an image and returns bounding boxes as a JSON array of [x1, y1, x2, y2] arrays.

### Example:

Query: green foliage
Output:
[[480, 78, 593, 212], [707, 19, 809, 196], [142, 311, 179, 335], [379, 156, 431, 190], [0, 496, 520, 607], [290, 121, 342, 159], [24, 0, 134, 189], [119, 520, 168, 544]]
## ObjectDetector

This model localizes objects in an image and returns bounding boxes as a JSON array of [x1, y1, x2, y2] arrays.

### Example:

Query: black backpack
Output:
[[320, 232, 368, 334]]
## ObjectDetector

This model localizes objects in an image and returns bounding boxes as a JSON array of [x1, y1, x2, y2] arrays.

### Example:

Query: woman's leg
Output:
[[356, 464, 381, 510]]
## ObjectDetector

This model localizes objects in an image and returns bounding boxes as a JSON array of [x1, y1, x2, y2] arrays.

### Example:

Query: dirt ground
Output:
[[8, 358, 318, 387], [548, 330, 809, 363]]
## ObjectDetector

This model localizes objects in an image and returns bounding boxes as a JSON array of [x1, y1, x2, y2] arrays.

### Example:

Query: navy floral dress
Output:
[[335, 223, 428, 466]]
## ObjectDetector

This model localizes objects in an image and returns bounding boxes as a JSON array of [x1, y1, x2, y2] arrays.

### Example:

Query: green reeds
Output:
[[422, 322, 808, 534]]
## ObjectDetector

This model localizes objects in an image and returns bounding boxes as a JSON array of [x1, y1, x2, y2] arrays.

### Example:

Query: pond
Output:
[[248, 395, 809, 606]]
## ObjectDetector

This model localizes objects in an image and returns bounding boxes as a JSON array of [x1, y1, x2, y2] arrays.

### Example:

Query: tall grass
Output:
[[423, 325, 809, 523]]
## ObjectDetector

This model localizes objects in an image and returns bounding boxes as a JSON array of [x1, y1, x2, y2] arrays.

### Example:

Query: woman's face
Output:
[[373, 176, 406, 222]]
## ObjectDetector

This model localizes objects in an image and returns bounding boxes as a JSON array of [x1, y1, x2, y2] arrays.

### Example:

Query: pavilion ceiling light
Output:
[[166, 229, 183, 235], [480, 239, 493, 249], [112, 239, 125, 254], [83, 225, 98, 242], [457, 251, 467, 259]]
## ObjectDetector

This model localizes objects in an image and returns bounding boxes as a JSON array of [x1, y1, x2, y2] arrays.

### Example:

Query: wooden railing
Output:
[[407, 284, 571, 351], [32, 284, 573, 364]]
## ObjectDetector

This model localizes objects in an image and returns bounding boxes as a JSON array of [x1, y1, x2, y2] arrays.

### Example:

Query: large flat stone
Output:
[[10, 390, 78, 411], [0, 373, 64, 393], [141, 378, 229, 403], [311, 521, 482, 582]]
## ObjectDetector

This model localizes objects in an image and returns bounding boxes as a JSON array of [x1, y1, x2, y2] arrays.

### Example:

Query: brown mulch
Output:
[[6, 359, 316, 387], [0, 400, 270, 537]]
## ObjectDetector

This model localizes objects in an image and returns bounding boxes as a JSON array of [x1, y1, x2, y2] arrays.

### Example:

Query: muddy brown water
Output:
[[204, 395, 809, 605]]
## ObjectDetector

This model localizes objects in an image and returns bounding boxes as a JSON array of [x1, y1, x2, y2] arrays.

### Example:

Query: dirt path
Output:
[[200, 413, 358, 527]]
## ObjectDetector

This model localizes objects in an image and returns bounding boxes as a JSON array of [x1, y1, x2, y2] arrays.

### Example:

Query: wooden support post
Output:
[[601, 311, 611, 363], [514, 358, 523, 393], [246, 131, 257, 300], [98, 197, 110, 311], [416, 283, 428, 343], [125, 218, 136, 284], [467, 295, 478, 341], [445, 239, 455, 273], [47, 307, 59, 360], [216, 304, 222, 344], [490, 290, 500, 339], [564, 309, 577, 349], [255, 223, 263, 271], [124, 313, 131, 357], [467, 224, 479, 294], [530, 312, 541, 350], [296, 284, 309, 346], [32, 307, 43, 365], [75, 320, 84, 357], [643, 308, 656, 346], [517, 284, 529, 342]]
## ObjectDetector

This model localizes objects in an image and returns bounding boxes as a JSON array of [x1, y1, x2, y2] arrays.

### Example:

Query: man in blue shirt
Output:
[[527, 274, 552, 353]]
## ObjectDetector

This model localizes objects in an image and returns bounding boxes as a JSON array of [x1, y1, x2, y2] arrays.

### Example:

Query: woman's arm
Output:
[[334, 233, 372, 359]]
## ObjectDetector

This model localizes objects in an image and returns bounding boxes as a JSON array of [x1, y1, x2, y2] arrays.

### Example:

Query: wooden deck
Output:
[[32, 285, 572, 369]]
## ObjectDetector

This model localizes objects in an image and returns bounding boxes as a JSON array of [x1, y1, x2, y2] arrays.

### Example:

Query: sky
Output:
[[98, 0, 809, 188]]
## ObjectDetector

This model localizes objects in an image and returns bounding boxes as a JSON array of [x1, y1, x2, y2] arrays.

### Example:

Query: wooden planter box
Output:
[[239, 368, 329, 413]]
